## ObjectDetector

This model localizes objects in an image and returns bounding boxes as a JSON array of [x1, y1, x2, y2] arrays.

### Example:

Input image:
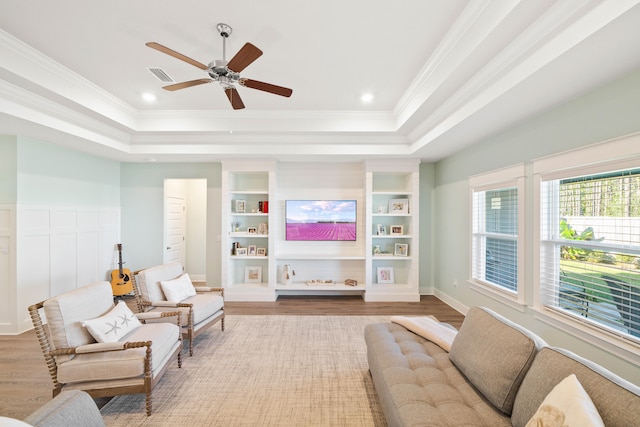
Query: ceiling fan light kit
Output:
[[146, 23, 293, 110]]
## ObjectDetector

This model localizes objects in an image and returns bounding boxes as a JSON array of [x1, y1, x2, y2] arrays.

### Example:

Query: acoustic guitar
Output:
[[111, 243, 133, 296]]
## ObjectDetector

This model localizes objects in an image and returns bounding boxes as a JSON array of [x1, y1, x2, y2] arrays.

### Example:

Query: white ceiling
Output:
[[1, 0, 640, 163]]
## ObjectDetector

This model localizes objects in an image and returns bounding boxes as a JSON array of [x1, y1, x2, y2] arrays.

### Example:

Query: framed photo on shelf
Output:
[[248, 245, 257, 256], [244, 266, 262, 283], [235, 247, 247, 256], [256, 247, 267, 256], [235, 199, 246, 213], [388, 198, 409, 214], [390, 225, 404, 235], [376, 224, 387, 235], [376, 267, 394, 284], [247, 226, 257, 234], [394, 243, 409, 256]]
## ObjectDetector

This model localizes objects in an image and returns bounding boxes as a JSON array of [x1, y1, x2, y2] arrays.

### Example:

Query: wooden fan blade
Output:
[[146, 42, 208, 71], [224, 87, 245, 110], [239, 78, 293, 97], [162, 79, 212, 91], [226, 43, 263, 73]]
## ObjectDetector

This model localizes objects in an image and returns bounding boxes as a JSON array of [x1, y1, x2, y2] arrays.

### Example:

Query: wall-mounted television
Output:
[[285, 200, 357, 241]]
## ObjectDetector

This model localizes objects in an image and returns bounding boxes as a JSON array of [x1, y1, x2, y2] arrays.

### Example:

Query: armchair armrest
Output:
[[195, 286, 224, 296], [50, 340, 151, 356]]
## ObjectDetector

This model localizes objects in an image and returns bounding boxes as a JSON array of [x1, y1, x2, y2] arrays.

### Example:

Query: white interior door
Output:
[[164, 196, 186, 266]]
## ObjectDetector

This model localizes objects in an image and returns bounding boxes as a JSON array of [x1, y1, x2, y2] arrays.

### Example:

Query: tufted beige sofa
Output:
[[365, 306, 640, 426]]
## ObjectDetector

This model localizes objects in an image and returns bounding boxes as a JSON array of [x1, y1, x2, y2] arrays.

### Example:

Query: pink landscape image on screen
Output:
[[285, 200, 357, 241]]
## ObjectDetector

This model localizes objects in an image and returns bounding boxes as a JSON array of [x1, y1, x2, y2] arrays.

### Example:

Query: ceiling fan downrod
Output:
[[217, 23, 232, 62]]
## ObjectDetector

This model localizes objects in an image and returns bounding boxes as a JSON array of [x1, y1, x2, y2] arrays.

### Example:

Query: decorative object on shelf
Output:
[[345, 279, 358, 286], [245, 266, 262, 283], [389, 198, 409, 214], [258, 200, 269, 213], [235, 200, 246, 213], [232, 221, 240, 232], [394, 243, 409, 256], [257, 247, 267, 256], [236, 247, 247, 256], [282, 264, 295, 285], [377, 267, 394, 284], [248, 245, 257, 256], [377, 205, 386, 213], [306, 280, 334, 286], [232, 241, 240, 255], [390, 225, 404, 235], [247, 226, 257, 234], [377, 224, 386, 235], [257, 222, 268, 234], [373, 245, 381, 255]]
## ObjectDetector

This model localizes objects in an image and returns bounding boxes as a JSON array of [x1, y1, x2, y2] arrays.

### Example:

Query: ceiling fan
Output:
[[146, 23, 293, 110]]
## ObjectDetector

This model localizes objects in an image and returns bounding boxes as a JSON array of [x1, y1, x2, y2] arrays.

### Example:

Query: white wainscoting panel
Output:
[[7, 204, 121, 334], [0, 205, 16, 333]]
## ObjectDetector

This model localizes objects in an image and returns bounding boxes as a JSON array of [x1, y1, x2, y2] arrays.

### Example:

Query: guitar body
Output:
[[111, 243, 133, 296], [111, 267, 133, 296]]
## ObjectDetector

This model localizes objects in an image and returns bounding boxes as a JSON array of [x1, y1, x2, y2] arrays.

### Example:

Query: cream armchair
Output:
[[132, 262, 225, 356], [28, 281, 183, 416]]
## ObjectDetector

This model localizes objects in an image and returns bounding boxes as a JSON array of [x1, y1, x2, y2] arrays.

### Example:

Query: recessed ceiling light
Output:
[[142, 93, 157, 102], [360, 93, 374, 103]]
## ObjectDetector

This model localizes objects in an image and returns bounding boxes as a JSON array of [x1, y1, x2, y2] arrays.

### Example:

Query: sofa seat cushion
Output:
[[365, 322, 512, 427], [148, 293, 224, 326], [57, 322, 180, 384], [449, 307, 546, 415]]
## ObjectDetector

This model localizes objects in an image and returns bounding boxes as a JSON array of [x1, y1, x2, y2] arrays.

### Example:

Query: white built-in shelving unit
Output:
[[221, 159, 419, 301]]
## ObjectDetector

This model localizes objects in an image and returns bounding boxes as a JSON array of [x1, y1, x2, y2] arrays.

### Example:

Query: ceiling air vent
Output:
[[147, 67, 174, 83]]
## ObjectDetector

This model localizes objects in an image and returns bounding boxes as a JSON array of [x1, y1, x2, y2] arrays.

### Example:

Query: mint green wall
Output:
[[16, 137, 120, 206], [419, 162, 435, 294], [433, 69, 640, 385], [120, 163, 222, 283], [0, 136, 17, 202]]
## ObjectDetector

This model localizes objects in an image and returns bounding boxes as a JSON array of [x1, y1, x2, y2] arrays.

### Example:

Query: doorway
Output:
[[164, 179, 207, 281]]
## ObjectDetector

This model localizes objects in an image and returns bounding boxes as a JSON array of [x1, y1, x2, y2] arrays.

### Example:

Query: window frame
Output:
[[469, 163, 526, 308], [533, 132, 640, 363]]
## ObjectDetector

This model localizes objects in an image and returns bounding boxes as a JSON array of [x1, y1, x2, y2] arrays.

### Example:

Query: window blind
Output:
[[539, 168, 640, 340]]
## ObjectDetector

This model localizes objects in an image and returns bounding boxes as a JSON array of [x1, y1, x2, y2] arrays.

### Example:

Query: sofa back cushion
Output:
[[511, 346, 640, 427], [136, 262, 183, 302], [43, 281, 115, 351], [449, 307, 545, 414]]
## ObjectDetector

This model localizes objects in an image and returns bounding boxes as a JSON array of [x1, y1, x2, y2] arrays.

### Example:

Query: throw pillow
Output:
[[160, 273, 196, 302], [526, 374, 604, 427], [82, 300, 142, 343]]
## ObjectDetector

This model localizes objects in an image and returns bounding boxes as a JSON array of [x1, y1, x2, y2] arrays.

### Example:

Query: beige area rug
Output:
[[101, 315, 390, 427]]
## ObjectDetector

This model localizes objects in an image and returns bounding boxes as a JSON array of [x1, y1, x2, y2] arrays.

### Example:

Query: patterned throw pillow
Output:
[[82, 300, 142, 343], [160, 273, 197, 302], [526, 374, 604, 427]]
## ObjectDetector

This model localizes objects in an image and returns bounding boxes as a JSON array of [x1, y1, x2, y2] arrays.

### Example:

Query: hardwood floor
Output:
[[0, 295, 464, 421]]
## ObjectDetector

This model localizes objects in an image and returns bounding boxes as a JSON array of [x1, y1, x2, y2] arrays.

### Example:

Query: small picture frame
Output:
[[248, 245, 257, 256], [394, 243, 408, 256], [245, 266, 262, 283], [377, 267, 394, 284], [235, 200, 246, 213], [257, 247, 267, 256], [390, 225, 404, 235], [247, 226, 257, 234], [376, 224, 386, 235], [235, 247, 247, 256], [389, 198, 409, 214]]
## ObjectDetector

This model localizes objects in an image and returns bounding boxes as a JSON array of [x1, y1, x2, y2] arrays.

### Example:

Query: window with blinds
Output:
[[472, 187, 519, 292], [539, 168, 640, 341]]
